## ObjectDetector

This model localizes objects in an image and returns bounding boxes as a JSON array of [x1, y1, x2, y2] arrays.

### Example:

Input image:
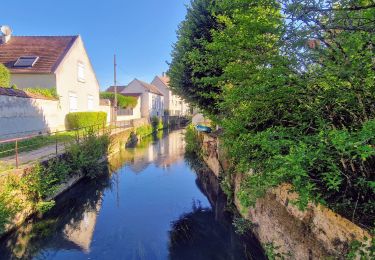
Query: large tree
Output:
[[168, 0, 223, 115], [170, 0, 375, 228]]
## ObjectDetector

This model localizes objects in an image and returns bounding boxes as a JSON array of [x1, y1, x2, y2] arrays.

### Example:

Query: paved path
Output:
[[0, 127, 131, 173]]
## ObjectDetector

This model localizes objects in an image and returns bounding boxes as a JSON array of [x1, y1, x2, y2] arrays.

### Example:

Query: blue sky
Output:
[[2, 0, 190, 90]]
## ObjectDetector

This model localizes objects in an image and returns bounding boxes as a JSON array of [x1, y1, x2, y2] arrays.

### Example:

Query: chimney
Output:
[[0, 25, 12, 44]]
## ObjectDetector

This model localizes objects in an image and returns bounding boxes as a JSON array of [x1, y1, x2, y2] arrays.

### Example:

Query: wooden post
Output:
[[15, 140, 19, 169], [55, 132, 58, 155]]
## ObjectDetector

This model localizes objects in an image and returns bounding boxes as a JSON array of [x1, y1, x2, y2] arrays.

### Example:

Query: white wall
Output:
[[55, 36, 100, 116], [0, 95, 65, 139], [148, 92, 164, 117], [10, 74, 56, 89], [116, 96, 142, 121], [121, 80, 164, 118], [152, 76, 189, 116]]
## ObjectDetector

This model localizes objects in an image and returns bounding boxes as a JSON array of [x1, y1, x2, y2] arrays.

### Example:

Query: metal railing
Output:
[[0, 120, 131, 170]]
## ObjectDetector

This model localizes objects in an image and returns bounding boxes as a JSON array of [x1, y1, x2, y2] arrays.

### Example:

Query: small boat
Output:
[[195, 125, 212, 133]]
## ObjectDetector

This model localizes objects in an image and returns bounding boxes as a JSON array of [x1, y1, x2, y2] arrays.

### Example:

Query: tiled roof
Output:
[[106, 86, 126, 93], [135, 79, 163, 96], [0, 87, 57, 100], [121, 93, 142, 97], [0, 36, 78, 74], [157, 75, 170, 88]]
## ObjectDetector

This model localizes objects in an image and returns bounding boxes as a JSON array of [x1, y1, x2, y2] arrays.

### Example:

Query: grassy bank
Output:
[[0, 131, 109, 234]]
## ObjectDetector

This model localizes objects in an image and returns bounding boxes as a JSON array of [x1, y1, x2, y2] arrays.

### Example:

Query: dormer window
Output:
[[77, 62, 85, 82], [14, 56, 39, 68]]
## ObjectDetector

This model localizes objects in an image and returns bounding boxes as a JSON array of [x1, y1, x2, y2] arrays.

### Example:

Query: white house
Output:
[[112, 79, 164, 118], [0, 29, 103, 134], [151, 74, 190, 116]]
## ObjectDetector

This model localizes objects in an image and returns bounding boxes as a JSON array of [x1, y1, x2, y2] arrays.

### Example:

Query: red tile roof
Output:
[[157, 75, 170, 88], [0, 36, 78, 74], [106, 86, 126, 93]]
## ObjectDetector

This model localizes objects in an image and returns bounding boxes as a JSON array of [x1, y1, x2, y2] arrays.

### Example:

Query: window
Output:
[[69, 92, 78, 112], [77, 62, 85, 82], [14, 56, 39, 67], [88, 95, 94, 111]]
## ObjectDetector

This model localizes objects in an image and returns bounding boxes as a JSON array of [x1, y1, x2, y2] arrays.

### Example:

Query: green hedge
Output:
[[0, 64, 10, 88], [100, 92, 138, 108], [66, 112, 107, 130]]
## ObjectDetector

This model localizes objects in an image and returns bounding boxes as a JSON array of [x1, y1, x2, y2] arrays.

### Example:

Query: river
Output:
[[0, 129, 265, 260]]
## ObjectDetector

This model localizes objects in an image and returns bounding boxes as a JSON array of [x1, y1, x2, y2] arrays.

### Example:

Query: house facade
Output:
[[110, 79, 164, 118], [0, 34, 101, 131], [151, 74, 190, 116]]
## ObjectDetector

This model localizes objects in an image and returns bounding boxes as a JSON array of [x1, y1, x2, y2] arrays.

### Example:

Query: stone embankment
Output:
[[0, 118, 150, 238], [201, 133, 371, 259]]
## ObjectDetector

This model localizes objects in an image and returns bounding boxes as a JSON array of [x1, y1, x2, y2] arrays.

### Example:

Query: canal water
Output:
[[0, 129, 265, 260]]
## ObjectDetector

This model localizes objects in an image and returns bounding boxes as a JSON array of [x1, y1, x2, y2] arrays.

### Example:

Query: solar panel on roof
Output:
[[14, 56, 39, 67]]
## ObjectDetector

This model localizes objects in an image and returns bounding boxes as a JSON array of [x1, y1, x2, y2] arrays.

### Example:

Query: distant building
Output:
[[108, 79, 164, 118], [106, 86, 142, 121], [151, 74, 190, 116]]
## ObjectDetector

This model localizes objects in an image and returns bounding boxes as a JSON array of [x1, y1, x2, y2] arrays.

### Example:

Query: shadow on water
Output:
[[0, 128, 264, 260], [0, 172, 113, 260], [170, 154, 266, 260]]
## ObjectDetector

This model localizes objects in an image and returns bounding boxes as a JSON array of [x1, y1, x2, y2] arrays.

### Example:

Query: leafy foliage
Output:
[[170, 0, 375, 228], [0, 64, 10, 88], [135, 125, 153, 138], [66, 112, 107, 130], [24, 87, 59, 99], [151, 116, 164, 131], [184, 124, 203, 157], [168, 0, 224, 115], [100, 92, 138, 108], [0, 131, 110, 234]]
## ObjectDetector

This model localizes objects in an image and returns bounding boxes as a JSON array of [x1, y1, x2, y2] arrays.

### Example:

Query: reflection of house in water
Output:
[[154, 130, 186, 168], [127, 130, 186, 173], [62, 199, 102, 253]]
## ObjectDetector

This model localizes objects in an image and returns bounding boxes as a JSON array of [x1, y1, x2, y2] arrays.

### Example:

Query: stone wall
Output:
[[200, 133, 372, 259], [0, 94, 65, 139]]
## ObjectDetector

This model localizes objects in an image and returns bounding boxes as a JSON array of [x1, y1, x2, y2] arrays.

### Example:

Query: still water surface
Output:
[[0, 129, 265, 260]]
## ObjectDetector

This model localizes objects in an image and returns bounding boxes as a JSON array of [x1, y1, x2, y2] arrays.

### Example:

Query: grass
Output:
[[0, 132, 75, 159]]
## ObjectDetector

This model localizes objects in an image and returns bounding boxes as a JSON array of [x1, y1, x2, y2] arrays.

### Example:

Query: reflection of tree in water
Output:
[[0, 171, 113, 260], [175, 153, 266, 260], [169, 202, 252, 260]]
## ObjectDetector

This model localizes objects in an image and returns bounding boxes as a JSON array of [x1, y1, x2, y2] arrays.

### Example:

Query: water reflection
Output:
[[0, 129, 263, 260]]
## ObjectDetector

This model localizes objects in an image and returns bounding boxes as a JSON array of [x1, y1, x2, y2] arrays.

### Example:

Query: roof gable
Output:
[[0, 36, 78, 74], [134, 79, 163, 96], [156, 76, 170, 88], [106, 86, 126, 93]]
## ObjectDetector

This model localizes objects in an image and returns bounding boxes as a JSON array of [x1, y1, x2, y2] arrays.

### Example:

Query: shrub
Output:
[[136, 125, 153, 138], [151, 116, 164, 131], [184, 124, 202, 156], [67, 132, 109, 178], [100, 92, 137, 108], [0, 64, 10, 88], [66, 112, 107, 130]]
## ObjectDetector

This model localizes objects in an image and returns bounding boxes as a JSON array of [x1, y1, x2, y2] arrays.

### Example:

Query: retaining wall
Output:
[[201, 133, 371, 259]]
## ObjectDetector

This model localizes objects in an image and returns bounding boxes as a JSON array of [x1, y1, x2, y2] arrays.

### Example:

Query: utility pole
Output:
[[114, 54, 118, 112]]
